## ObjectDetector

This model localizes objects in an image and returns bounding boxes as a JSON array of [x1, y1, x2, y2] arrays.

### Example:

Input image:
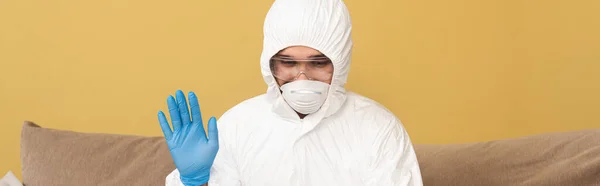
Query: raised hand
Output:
[[158, 90, 219, 185]]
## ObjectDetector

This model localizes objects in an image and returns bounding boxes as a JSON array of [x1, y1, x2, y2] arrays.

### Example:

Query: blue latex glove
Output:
[[158, 90, 219, 186]]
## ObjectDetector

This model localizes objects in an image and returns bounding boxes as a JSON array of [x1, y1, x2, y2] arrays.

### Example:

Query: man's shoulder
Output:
[[216, 93, 270, 126], [344, 91, 409, 137], [345, 91, 396, 118]]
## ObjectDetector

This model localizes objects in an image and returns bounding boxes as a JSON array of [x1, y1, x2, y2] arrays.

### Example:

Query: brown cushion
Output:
[[20, 121, 175, 186], [414, 129, 600, 186]]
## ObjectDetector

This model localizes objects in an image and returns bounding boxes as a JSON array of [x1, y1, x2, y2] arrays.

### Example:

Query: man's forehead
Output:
[[277, 46, 325, 58]]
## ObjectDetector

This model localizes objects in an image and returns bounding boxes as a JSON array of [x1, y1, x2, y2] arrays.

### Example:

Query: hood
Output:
[[260, 0, 354, 120]]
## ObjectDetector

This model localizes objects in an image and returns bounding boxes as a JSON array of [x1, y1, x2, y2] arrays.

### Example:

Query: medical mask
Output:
[[280, 80, 330, 114]]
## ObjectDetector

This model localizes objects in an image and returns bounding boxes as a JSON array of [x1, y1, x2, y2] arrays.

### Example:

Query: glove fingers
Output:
[[167, 95, 182, 132], [176, 90, 192, 126], [207, 116, 219, 146], [188, 91, 204, 126], [188, 91, 208, 142], [157, 111, 173, 140]]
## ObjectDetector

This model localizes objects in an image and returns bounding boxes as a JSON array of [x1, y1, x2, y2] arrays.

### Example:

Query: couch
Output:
[[19, 121, 600, 185]]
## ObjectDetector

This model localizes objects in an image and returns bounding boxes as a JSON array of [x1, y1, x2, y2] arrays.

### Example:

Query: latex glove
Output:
[[158, 90, 219, 186]]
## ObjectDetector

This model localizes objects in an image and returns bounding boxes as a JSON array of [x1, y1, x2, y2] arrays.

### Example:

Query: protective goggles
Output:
[[270, 55, 334, 82]]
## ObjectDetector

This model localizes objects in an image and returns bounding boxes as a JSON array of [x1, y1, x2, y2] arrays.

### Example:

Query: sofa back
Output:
[[20, 121, 175, 185], [20, 121, 600, 185], [415, 129, 600, 185]]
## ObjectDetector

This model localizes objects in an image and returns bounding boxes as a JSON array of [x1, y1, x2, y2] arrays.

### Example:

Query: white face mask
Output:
[[280, 80, 330, 114]]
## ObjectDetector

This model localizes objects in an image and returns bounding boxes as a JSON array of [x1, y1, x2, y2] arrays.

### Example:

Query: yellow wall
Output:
[[1, 0, 599, 179]]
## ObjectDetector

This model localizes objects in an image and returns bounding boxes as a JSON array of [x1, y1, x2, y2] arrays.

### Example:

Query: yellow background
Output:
[[1, 0, 599, 179]]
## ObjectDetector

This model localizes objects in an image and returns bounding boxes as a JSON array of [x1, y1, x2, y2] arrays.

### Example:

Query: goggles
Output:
[[270, 55, 333, 82]]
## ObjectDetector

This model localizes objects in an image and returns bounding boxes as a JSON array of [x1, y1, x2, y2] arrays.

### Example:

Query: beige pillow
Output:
[[20, 121, 175, 186], [414, 128, 600, 186]]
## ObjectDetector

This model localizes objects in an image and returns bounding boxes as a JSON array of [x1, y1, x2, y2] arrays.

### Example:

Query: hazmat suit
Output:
[[165, 0, 423, 185]]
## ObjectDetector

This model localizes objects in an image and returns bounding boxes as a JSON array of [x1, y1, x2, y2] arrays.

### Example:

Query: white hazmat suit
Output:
[[166, 0, 423, 185]]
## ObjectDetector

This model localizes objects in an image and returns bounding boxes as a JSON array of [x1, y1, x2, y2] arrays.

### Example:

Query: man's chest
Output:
[[231, 122, 370, 185]]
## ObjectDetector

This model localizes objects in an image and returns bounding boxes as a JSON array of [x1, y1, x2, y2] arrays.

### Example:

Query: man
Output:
[[159, 0, 423, 185]]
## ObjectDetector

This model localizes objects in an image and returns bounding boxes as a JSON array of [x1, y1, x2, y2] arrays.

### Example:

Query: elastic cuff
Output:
[[180, 175, 209, 186]]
